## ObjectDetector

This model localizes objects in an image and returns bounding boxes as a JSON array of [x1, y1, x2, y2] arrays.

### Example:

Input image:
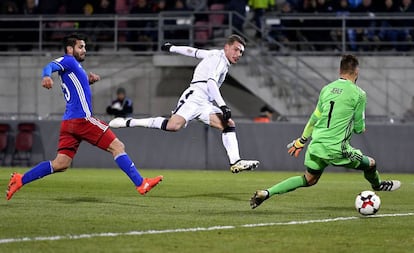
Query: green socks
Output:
[[267, 176, 308, 196], [364, 168, 381, 187]]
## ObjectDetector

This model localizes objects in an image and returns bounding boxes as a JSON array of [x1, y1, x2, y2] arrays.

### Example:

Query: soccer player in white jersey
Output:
[[110, 34, 259, 173]]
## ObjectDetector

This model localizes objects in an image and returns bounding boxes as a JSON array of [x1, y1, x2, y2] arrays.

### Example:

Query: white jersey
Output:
[[191, 49, 229, 89], [168, 46, 231, 125], [170, 46, 230, 103]]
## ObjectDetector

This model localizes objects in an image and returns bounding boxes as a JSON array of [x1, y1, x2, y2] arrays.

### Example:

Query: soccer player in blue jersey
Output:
[[6, 33, 163, 200]]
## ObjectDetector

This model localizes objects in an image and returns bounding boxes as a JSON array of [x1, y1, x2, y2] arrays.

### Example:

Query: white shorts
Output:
[[173, 87, 222, 127]]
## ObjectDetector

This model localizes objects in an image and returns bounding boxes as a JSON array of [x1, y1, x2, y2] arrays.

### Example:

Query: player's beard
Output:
[[74, 52, 85, 62]]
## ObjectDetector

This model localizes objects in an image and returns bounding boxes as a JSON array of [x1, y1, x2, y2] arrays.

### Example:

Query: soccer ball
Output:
[[355, 190, 381, 215]]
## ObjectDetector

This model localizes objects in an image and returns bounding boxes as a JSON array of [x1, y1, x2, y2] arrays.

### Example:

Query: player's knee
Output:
[[359, 156, 376, 171], [305, 177, 319, 187], [226, 119, 236, 128], [368, 157, 376, 169], [108, 138, 125, 156], [51, 160, 70, 172], [164, 119, 184, 132], [304, 172, 321, 186]]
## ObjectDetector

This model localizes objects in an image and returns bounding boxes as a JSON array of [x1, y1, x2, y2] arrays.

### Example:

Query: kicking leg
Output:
[[6, 154, 71, 200], [109, 115, 186, 132], [250, 169, 321, 209], [357, 156, 401, 191]]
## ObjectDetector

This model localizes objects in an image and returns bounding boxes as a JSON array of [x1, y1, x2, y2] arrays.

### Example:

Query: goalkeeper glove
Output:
[[287, 137, 308, 157], [161, 42, 173, 52], [220, 105, 232, 122]]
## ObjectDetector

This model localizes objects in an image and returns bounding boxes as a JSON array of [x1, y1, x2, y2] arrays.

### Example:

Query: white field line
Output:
[[0, 212, 412, 245]]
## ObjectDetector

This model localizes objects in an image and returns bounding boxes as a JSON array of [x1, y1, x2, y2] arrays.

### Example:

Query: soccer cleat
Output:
[[372, 180, 401, 191], [137, 175, 163, 195], [6, 173, 23, 200], [230, 159, 259, 173], [250, 190, 269, 209], [108, 117, 131, 128]]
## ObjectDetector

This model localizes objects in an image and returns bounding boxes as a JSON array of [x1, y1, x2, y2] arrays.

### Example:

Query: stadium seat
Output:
[[11, 123, 36, 167], [0, 123, 11, 166]]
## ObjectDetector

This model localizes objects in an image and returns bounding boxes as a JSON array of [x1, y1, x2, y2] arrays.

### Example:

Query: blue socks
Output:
[[22, 161, 54, 185], [21, 155, 143, 187], [115, 153, 143, 187]]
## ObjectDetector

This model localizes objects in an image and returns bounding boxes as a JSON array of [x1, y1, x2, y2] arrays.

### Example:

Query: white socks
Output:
[[222, 132, 240, 164], [130, 117, 166, 129]]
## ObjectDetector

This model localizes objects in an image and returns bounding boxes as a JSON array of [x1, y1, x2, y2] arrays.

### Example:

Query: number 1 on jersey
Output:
[[327, 101, 335, 128]]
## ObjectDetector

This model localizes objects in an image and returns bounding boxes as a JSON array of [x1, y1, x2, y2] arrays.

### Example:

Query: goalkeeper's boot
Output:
[[137, 175, 164, 195], [6, 172, 23, 200], [109, 117, 131, 128], [230, 159, 260, 173], [372, 180, 401, 191], [250, 190, 269, 209]]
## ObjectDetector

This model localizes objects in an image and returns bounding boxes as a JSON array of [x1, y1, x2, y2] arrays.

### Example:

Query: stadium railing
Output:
[[1, 12, 414, 56]]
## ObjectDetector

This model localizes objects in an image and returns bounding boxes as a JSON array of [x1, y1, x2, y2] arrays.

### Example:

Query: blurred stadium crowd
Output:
[[1, 0, 413, 52]]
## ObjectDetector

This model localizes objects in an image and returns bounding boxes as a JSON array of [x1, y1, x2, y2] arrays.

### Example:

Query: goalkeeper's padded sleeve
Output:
[[301, 107, 321, 139], [207, 78, 226, 107], [353, 91, 366, 134], [170, 46, 210, 59]]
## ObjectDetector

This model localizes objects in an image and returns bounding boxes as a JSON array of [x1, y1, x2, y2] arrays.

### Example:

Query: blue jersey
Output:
[[43, 55, 93, 120]]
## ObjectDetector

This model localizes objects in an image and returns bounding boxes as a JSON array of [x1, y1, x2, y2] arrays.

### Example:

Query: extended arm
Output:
[[287, 107, 321, 157], [161, 42, 210, 59]]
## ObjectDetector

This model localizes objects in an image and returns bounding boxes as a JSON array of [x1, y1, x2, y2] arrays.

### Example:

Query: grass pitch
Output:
[[0, 168, 413, 253]]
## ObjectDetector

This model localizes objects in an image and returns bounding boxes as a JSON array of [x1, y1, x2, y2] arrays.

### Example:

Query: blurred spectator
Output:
[[22, 0, 39, 14], [94, 0, 116, 43], [399, 0, 414, 50], [331, 0, 351, 51], [299, 0, 335, 51], [65, 0, 89, 14], [286, 0, 301, 9], [348, 0, 362, 8], [248, 0, 276, 39], [269, 2, 301, 51], [127, 0, 154, 51], [38, 0, 63, 14], [18, 0, 40, 51], [106, 87, 134, 118], [377, 0, 405, 51], [253, 105, 274, 123], [228, 0, 247, 35], [0, 1, 20, 51], [348, 0, 379, 51], [165, 0, 191, 41], [377, 0, 414, 51]]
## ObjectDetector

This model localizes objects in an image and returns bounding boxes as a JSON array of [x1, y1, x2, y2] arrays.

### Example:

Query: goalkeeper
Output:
[[250, 54, 401, 209]]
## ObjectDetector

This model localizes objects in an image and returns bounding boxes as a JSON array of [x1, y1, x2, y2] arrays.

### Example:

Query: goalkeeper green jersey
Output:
[[307, 78, 366, 160]]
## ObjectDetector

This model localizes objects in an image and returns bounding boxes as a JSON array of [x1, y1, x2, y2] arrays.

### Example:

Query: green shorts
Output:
[[304, 147, 369, 174]]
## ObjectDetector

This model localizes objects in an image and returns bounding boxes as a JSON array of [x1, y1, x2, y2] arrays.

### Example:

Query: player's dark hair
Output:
[[340, 54, 359, 75], [63, 33, 86, 53], [226, 34, 246, 47]]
